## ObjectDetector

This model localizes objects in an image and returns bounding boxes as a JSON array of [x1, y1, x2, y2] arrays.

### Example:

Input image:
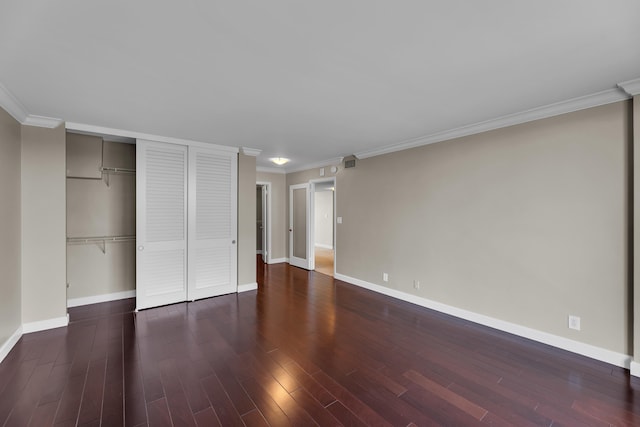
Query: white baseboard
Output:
[[631, 361, 640, 377], [256, 250, 263, 255], [315, 243, 333, 250], [238, 282, 258, 292], [269, 257, 288, 264], [334, 273, 632, 370], [0, 326, 23, 364], [67, 290, 136, 308], [22, 314, 69, 334]]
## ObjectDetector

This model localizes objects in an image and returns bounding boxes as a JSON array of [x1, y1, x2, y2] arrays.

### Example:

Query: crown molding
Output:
[[618, 78, 640, 96], [0, 82, 28, 123], [285, 156, 344, 174], [355, 88, 630, 160], [0, 83, 63, 128], [256, 166, 286, 174], [66, 122, 238, 153], [23, 114, 63, 128], [241, 147, 262, 156]]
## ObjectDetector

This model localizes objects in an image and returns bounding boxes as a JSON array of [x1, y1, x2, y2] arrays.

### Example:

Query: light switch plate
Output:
[[337, 217, 342, 224]]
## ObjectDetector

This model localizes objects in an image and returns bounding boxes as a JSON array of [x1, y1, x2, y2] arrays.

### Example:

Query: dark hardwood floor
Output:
[[2, 259, 640, 426]]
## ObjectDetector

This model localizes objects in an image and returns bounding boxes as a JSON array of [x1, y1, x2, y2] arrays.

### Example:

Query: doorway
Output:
[[312, 180, 335, 276], [256, 182, 271, 265], [288, 177, 336, 275]]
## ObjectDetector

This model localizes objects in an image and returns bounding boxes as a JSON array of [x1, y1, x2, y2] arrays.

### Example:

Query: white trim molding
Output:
[[67, 290, 136, 308], [238, 282, 258, 292], [241, 147, 262, 157], [335, 273, 632, 370], [631, 361, 640, 378], [0, 82, 28, 123], [0, 83, 63, 128], [269, 257, 288, 264], [355, 89, 631, 160], [0, 326, 23, 364], [23, 114, 63, 129], [618, 78, 640, 96], [22, 314, 70, 334]]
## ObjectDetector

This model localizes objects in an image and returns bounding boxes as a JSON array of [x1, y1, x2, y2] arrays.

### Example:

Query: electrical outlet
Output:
[[413, 280, 420, 289], [568, 315, 581, 331], [383, 273, 389, 282]]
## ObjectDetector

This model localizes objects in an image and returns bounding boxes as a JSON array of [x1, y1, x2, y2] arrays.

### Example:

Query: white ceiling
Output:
[[1, 1, 639, 171]]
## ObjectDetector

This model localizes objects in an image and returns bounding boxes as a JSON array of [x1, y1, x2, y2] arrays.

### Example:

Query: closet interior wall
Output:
[[66, 133, 136, 304]]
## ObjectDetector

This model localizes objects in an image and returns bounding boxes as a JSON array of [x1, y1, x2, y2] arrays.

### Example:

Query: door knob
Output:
[[232, 240, 236, 244]]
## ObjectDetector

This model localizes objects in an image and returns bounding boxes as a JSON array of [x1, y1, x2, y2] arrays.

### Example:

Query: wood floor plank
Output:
[[240, 377, 292, 426], [403, 369, 488, 420], [27, 400, 59, 427], [193, 407, 221, 427], [77, 357, 106, 425], [201, 374, 245, 427], [290, 388, 343, 427], [158, 358, 197, 427], [147, 397, 173, 427], [241, 409, 271, 427]]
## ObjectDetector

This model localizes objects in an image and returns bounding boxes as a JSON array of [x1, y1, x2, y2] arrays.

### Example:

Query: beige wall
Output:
[[333, 101, 631, 354], [238, 154, 256, 285], [257, 171, 287, 261], [66, 137, 136, 300], [0, 108, 22, 347], [21, 124, 67, 324]]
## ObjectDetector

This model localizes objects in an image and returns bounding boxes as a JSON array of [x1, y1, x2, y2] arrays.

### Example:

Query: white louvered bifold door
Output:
[[187, 147, 237, 300], [136, 140, 188, 310]]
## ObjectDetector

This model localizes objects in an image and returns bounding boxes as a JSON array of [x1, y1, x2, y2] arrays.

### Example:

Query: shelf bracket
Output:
[[95, 240, 106, 254]]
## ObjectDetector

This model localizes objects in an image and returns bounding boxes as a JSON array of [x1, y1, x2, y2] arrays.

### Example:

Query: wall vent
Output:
[[344, 155, 356, 168]]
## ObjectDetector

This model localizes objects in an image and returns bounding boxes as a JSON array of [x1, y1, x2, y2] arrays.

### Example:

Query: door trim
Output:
[[309, 177, 336, 275]]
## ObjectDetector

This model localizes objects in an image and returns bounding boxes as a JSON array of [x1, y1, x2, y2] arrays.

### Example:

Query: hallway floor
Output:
[[314, 246, 334, 277]]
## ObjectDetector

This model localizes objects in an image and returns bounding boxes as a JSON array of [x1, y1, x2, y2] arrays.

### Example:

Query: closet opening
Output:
[[66, 131, 137, 308]]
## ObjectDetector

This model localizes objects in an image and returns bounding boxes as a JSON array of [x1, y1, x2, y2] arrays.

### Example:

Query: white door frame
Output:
[[309, 177, 336, 275], [257, 181, 271, 264]]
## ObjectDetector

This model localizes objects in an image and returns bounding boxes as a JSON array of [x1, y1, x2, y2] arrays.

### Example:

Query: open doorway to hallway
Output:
[[256, 182, 271, 266], [313, 181, 335, 276]]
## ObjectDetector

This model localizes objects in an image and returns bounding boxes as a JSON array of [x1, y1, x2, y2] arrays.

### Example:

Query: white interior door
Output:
[[261, 185, 268, 263], [289, 183, 311, 269], [188, 147, 237, 300], [136, 140, 188, 310]]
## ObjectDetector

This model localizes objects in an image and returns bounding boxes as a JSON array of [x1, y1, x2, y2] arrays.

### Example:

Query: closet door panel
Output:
[[136, 140, 188, 310], [188, 148, 237, 300]]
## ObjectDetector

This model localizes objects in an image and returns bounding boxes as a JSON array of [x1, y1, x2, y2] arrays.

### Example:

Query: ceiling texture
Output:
[[0, 1, 639, 171]]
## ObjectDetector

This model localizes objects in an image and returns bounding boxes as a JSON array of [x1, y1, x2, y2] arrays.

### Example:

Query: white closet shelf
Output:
[[100, 167, 136, 174], [66, 235, 136, 253]]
